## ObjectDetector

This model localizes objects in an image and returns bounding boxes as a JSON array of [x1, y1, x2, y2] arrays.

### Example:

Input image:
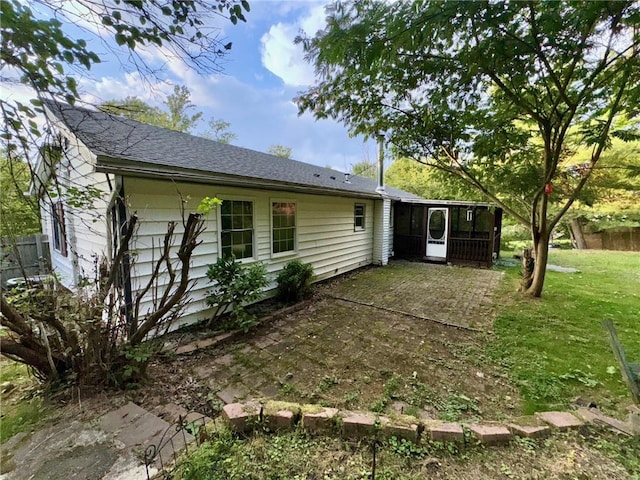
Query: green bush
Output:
[[205, 256, 268, 331], [275, 260, 314, 303]]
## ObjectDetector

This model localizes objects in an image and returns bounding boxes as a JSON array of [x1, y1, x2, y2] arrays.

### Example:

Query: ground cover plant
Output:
[[491, 249, 640, 415], [0, 361, 50, 445], [173, 425, 639, 479]]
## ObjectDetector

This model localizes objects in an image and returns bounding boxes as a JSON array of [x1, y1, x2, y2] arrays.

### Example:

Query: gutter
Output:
[[94, 156, 406, 201]]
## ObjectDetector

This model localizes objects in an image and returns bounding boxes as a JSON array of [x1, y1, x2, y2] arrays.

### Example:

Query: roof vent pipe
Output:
[[376, 137, 385, 193], [344, 173, 351, 183]]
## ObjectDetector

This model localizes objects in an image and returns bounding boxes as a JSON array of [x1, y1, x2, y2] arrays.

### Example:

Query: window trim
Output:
[[354, 203, 366, 231], [52, 201, 68, 257], [217, 197, 256, 262], [270, 198, 297, 258]]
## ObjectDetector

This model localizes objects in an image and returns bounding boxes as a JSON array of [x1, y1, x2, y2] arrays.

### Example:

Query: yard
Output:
[[1, 249, 639, 478], [138, 251, 639, 423]]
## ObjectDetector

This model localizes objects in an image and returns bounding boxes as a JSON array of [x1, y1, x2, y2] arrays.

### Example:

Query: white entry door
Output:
[[425, 208, 448, 261]]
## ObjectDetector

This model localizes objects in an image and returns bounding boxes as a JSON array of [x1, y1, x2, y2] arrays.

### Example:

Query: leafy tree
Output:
[[385, 158, 481, 201], [351, 160, 376, 180], [0, 153, 40, 237], [0, 0, 248, 385], [100, 97, 168, 126], [569, 138, 640, 216], [268, 144, 293, 159], [205, 118, 237, 144], [164, 85, 203, 132], [1, 0, 249, 157], [102, 88, 237, 143], [297, 0, 640, 296]]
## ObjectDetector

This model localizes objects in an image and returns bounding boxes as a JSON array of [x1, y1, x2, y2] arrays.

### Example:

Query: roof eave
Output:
[[95, 155, 386, 200]]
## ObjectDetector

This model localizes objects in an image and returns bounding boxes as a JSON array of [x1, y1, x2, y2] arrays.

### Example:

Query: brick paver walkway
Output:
[[320, 260, 503, 330], [169, 261, 513, 418]]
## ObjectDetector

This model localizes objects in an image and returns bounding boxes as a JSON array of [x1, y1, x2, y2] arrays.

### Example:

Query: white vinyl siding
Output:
[[124, 178, 375, 329], [40, 127, 113, 290], [373, 198, 391, 265]]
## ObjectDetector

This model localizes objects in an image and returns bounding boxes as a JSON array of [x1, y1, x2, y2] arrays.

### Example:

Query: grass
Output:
[[173, 425, 639, 479], [490, 249, 640, 415], [0, 362, 50, 444]]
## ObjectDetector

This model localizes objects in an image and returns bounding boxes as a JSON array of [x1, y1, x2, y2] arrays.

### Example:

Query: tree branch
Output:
[[129, 213, 204, 345]]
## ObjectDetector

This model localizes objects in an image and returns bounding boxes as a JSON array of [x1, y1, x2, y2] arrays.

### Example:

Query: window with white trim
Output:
[[52, 201, 68, 257], [354, 203, 366, 231], [220, 200, 254, 259], [272, 201, 296, 254]]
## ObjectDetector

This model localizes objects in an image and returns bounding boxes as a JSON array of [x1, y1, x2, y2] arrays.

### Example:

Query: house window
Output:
[[52, 201, 67, 257], [220, 200, 254, 259], [272, 202, 296, 254], [354, 203, 366, 231]]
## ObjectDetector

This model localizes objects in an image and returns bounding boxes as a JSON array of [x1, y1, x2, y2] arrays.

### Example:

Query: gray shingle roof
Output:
[[45, 100, 423, 201]]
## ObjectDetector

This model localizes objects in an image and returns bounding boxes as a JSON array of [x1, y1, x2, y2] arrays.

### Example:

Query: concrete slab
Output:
[[98, 402, 148, 434], [0, 403, 180, 480], [546, 264, 580, 273]]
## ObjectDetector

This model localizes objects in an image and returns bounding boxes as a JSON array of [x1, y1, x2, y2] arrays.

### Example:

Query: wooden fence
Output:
[[0, 234, 51, 287], [570, 219, 640, 252]]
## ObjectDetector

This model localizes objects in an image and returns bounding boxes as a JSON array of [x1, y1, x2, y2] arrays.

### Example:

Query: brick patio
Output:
[[156, 261, 515, 419]]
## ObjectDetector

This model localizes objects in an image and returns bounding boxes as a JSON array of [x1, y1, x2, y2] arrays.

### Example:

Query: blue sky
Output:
[[28, 0, 379, 171]]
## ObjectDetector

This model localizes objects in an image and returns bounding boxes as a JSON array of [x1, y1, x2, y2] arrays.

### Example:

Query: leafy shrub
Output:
[[205, 256, 268, 331], [275, 260, 314, 303]]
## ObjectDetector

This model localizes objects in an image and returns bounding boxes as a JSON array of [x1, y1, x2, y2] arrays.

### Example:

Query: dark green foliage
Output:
[[1, 213, 206, 388], [206, 256, 268, 331], [275, 260, 314, 303], [1, 0, 248, 168], [0, 154, 40, 237], [297, 0, 640, 296]]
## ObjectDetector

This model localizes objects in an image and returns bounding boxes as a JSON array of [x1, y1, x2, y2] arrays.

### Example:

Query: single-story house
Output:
[[36, 100, 502, 329]]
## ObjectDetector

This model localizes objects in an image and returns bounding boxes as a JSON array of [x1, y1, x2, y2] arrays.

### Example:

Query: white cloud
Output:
[[79, 72, 173, 106], [18, 62, 374, 170], [260, 4, 327, 87]]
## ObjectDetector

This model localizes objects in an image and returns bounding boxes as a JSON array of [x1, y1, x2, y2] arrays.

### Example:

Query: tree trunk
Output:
[[520, 247, 534, 291], [526, 230, 550, 297]]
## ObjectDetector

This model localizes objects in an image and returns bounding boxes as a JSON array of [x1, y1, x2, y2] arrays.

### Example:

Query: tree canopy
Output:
[[0, 152, 40, 237], [297, 0, 640, 296], [268, 144, 293, 159], [385, 158, 482, 201], [0, 0, 248, 385], [1, 0, 249, 158], [351, 160, 376, 180], [101, 85, 236, 141]]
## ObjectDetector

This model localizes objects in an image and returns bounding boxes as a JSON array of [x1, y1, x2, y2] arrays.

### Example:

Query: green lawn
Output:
[[491, 249, 640, 415]]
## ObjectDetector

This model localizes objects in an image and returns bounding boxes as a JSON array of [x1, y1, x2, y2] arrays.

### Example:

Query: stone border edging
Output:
[[172, 300, 313, 355], [221, 401, 639, 445]]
